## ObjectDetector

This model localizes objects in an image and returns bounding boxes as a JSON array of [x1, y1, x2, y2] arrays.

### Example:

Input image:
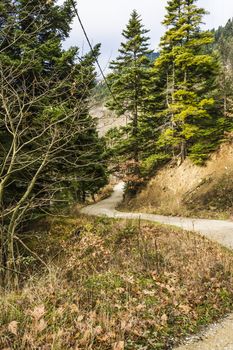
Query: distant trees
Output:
[[213, 19, 233, 121], [0, 0, 107, 287]]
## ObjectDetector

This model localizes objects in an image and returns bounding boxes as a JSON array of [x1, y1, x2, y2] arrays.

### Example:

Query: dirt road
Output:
[[81, 182, 233, 249], [81, 182, 233, 349]]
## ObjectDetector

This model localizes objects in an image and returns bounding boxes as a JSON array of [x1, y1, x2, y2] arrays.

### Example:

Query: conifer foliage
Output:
[[0, 0, 107, 286], [155, 0, 224, 164], [213, 19, 233, 121], [107, 10, 156, 190]]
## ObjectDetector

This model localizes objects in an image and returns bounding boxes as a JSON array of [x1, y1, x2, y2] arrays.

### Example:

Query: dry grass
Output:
[[125, 142, 233, 219], [95, 184, 114, 202], [1, 216, 233, 349]]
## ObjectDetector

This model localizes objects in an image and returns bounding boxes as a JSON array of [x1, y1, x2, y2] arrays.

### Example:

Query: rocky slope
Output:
[[90, 103, 127, 136]]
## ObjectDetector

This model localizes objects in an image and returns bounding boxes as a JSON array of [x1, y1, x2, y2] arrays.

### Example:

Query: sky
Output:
[[59, 0, 233, 74]]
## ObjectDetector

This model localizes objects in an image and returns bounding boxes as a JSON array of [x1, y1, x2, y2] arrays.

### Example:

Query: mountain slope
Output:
[[1, 215, 233, 350], [124, 140, 233, 219]]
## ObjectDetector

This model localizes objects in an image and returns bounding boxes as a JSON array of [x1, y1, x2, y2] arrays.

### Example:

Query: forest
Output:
[[106, 8, 233, 193], [1, 1, 233, 349]]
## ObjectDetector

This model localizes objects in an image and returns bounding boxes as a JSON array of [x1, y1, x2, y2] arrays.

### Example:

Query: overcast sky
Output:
[[59, 0, 233, 74]]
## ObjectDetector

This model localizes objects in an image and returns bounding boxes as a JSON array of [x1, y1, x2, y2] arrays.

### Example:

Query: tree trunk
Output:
[[0, 227, 7, 288], [0, 225, 18, 289], [82, 191, 86, 203], [0, 151, 49, 288], [224, 93, 227, 117], [132, 112, 139, 161], [181, 139, 187, 163]]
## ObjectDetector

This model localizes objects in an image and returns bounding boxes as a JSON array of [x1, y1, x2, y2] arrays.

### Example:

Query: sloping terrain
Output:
[[90, 103, 127, 136], [81, 182, 233, 249], [2, 184, 233, 350], [127, 141, 233, 219], [1, 215, 233, 350]]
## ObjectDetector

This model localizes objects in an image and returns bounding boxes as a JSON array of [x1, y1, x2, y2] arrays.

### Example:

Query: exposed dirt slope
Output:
[[90, 104, 127, 136], [127, 141, 233, 219]]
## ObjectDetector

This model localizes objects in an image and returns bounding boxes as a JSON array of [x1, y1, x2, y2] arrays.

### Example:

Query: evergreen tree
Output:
[[213, 18, 233, 43], [107, 10, 157, 190], [0, 0, 107, 285], [0, 0, 107, 205], [155, 0, 224, 164], [213, 19, 233, 122]]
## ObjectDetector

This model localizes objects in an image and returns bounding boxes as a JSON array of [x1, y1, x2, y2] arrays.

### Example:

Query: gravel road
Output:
[[81, 182, 233, 350]]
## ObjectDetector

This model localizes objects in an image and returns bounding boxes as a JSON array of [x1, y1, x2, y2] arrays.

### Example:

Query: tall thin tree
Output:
[[155, 0, 224, 164], [107, 10, 156, 190]]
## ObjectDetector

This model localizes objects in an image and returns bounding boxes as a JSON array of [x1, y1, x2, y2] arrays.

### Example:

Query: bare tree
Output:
[[0, 1, 106, 288]]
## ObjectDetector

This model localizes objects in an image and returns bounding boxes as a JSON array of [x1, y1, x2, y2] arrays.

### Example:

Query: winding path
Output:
[[81, 182, 233, 349]]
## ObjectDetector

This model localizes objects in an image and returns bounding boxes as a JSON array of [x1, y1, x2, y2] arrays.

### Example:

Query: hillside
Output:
[[124, 139, 233, 219], [2, 2, 233, 350], [1, 216, 233, 350], [213, 18, 233, 44], [90, 103, 127, 136]]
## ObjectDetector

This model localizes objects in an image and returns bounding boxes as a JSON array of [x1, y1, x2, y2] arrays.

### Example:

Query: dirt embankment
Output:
[[127, 141, 233, 219], [90, 104, 127, 136]]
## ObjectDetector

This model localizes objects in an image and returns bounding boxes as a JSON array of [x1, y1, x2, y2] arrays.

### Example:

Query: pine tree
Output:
[[0, 0, 107, 285], [0, 0, 107, 204], [107, 10, 157, 190], [155, 0, 224, 164], [214, 19, 233, 122]]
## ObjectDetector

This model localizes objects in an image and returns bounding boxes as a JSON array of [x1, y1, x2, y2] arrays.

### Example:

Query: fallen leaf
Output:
[[143, 290, 155, 296], [112, 341, 124, 350], [36, 318, 47, 333], [100, 332, 116, 341], [8, 321, 18, 335], [30, 305, 45, 320], [70, 304, 79, 313], [94, 325, 102, 335], [161, 313, 168, 325], [77, 315, 84, 322], [135, 304, 146, 311], [120, 320, 127, 330], [179, 304, 191, 314]]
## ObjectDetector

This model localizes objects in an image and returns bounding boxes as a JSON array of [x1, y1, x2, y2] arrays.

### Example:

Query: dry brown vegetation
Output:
[[125, 141, 233, 219], [1, 216, 233, 349], [94, 183, 115, 202], [72, 184, 114, 215]]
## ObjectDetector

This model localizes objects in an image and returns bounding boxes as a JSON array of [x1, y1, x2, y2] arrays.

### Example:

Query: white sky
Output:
[[59, 0, 233, 73]]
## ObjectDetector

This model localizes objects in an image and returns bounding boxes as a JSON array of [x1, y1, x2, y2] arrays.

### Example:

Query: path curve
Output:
[[81, 182, 233, 349]]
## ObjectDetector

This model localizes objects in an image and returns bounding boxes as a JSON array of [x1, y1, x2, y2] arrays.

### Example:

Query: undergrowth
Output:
[[1, 216, 233, 349]]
